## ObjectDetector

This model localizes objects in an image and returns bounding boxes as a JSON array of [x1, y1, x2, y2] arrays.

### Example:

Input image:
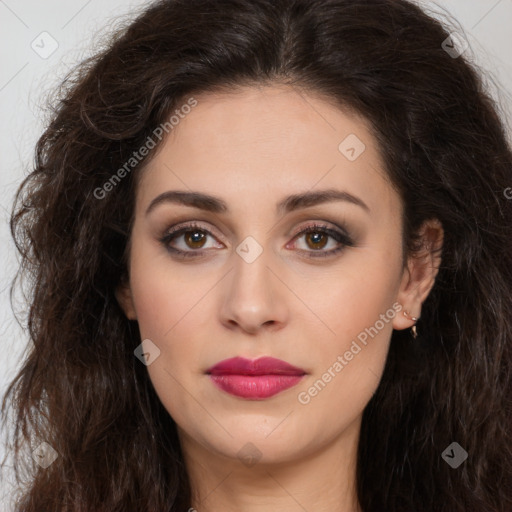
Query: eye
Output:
[[287, 223, 354, 258], [159, 222, 224, 259]]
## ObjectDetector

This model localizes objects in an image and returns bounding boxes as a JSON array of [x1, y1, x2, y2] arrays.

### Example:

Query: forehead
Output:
[[137, 84, 400, 221]]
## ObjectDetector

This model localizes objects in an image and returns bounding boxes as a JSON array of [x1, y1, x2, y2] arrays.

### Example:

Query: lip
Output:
[[206, 356, 306, 400]]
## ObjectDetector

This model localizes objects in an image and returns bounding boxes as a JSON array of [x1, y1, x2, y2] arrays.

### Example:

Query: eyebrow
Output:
[[145, 188, 370, 216]]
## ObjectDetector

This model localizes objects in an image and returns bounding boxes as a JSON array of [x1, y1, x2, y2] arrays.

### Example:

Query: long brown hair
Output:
[[2, 0, 512, 510]]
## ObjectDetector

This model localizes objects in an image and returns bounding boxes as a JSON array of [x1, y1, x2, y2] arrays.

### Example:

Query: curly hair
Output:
[[2, 0, 511, 510]]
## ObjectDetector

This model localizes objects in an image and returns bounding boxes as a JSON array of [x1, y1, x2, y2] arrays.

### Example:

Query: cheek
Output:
[[130, 271, 213, 429], [130, 273, 212, 383], [128, 236, 213, 340], [298, 246, 401, 348], [291, 250, 402, 414], [127, 244, 219, 417]]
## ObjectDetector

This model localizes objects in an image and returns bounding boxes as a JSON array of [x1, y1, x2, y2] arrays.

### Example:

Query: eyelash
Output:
[[159, 222, 355, 260]]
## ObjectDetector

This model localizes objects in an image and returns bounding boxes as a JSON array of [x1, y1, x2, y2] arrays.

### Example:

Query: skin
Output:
[[116, 84, 443, 512]]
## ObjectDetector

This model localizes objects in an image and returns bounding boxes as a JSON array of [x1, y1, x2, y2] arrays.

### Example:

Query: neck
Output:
[[179, 417, 363, 512]]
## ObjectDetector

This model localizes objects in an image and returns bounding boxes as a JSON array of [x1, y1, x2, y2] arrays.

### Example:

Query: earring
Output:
[[403, 310, 419, 339]]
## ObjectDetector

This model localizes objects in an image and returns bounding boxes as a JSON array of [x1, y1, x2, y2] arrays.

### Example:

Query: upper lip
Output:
[[206, 356, 306, 376]]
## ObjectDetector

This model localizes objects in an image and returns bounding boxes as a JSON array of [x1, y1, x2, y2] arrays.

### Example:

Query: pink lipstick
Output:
[[206, 356, 306, 399]]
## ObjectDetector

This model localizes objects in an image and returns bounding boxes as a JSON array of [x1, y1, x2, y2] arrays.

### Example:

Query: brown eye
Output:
[[160, 222, 224, 258], [304, 231, 329, 250], [289, 223, 354, 259], [183, 229, 207, 249]]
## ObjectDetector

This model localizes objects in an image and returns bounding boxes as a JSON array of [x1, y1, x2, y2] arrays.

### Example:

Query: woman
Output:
[[2, 0, 511, 510]]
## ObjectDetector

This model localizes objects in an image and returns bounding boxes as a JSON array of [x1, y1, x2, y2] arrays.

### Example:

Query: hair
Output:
[[1, 0, 511, 510]]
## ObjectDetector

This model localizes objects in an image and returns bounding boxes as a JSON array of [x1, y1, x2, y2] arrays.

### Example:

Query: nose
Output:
[[219, 245, 288, 335]]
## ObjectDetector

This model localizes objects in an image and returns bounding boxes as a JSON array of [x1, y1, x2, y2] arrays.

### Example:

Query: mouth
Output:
[[206, 356, 306, 400]]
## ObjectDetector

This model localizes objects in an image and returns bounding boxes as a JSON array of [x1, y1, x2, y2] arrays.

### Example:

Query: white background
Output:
[[1, 0, 511, 508]]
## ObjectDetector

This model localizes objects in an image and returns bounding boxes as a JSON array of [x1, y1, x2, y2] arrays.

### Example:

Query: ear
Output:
[[115, 275, 137, 320], [393, 218, 443, 331]]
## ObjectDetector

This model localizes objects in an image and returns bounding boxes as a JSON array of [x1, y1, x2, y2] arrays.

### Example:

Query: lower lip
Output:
[[208, 374, 304, 399]]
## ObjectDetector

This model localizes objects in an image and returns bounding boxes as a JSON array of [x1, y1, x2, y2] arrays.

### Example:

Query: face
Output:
[[117, 84, 439, 467]]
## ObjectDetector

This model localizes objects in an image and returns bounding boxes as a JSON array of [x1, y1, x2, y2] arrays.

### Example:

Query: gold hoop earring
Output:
[[403, 310, 419, 339]]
